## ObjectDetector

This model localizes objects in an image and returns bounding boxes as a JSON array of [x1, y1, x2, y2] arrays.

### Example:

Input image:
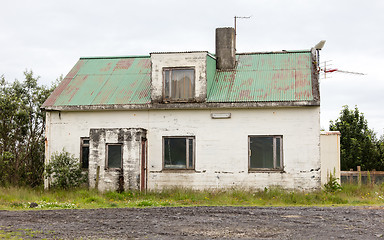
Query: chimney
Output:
[[215, 27, 236, 70]]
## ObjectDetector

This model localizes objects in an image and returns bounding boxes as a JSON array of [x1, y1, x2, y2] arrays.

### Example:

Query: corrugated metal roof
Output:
[[43, 51, 314, 108], [207, 51, 313, 102], [42, 56, 151, 107]]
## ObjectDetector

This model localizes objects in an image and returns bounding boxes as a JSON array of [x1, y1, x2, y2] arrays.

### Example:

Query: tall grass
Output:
[[1, 183, 384, 210]]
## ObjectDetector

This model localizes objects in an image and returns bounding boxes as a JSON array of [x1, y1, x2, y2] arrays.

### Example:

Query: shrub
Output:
[[45, 150, 87, 189], [324, 172, 342, 193]]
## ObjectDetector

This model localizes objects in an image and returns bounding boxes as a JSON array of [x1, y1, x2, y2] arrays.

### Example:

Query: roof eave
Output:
[[42, 100, 320, 112]]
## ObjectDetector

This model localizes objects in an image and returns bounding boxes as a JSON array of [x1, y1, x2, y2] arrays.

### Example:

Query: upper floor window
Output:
[[163, 68, 195, 101], [249, 135, 283, 170]]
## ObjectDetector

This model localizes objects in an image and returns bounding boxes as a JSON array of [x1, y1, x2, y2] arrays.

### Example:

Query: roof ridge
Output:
[[80, 55, 150, 60]]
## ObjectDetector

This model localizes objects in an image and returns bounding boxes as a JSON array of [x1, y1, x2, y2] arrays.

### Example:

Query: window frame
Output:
[[162, 136, 195, 170], [162, 67, 195, 102], [248, 135, 283, 171], [80, 137, 90, 169], [105, 143, 123, 170]]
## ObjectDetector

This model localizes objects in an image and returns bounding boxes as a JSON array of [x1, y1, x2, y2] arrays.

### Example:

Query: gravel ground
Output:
[[1, 206, 384, 239]]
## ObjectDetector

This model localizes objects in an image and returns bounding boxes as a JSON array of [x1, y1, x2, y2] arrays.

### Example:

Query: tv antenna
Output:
[[234, 16, 251, 34], [320, 60, 366, 79]]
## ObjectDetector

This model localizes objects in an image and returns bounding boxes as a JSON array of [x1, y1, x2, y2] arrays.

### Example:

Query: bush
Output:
[[45, 150, 87, 189], [324, 173, 342, 193]]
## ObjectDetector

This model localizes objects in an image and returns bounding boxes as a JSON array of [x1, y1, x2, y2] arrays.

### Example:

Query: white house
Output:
[[42, 28, 338, 192]]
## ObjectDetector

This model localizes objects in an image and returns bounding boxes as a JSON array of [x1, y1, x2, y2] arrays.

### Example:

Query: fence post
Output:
[[357, 166, 361, 187], [372, 169, 376, 185]]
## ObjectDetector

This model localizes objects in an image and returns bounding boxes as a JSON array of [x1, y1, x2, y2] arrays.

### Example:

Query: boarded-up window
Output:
[[80, 137, 89, 169], [107, 144, 122, 169], [249, 136, 283, 170], [163, 137, 194, 169], [164, 68, 195, 101]]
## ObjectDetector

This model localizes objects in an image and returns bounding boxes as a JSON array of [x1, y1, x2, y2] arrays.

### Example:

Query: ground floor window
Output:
[[163, 136, 195, 169], [106, 144, 123, 169], [80, 137, 89, 169], [249, 135, 283, 170]]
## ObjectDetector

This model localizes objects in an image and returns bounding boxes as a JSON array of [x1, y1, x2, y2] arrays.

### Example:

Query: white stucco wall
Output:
[[45, 106, 321, 191], [150, 52, 208, 102], [320, 131, 341, 185]]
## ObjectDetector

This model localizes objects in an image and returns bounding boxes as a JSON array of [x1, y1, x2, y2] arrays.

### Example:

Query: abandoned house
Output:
[[42, 27, 340, 192]]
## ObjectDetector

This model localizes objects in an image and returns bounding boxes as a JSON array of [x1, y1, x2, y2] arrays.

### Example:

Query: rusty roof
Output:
[[42, 51, 315, 108], [42, 56, 151, 107], [207, 51, 314, 102]]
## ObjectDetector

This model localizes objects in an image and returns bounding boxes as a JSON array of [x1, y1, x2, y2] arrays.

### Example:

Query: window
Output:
[[249, 136, 283, 170], [163, 137, 195, 169], [80, 137, 89, 169], [163, 68, 195, 101], [106, 144, 122, 169]]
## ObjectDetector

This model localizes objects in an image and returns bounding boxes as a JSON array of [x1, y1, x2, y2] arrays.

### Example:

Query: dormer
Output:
[[150, 51, 215, 103]]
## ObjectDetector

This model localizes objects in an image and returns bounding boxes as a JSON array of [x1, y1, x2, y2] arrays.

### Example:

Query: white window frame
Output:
[[163, 67, 195, 102]]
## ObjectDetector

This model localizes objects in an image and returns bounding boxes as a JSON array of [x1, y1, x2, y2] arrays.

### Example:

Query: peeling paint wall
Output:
[[88, 128, 146, 192], [150, 52, 208, 103], [45, 106, 321, 191]]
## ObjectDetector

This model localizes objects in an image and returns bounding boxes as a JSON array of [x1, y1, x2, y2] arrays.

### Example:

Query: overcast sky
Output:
[[1, 0, 383, 135]]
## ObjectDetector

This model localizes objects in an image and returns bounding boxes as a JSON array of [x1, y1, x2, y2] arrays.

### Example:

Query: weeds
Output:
[[324, 173, 342, 193], [1, 183, 384, 210]]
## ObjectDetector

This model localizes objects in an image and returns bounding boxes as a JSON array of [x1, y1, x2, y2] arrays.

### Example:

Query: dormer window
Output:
[[163, 68, 195, 101]]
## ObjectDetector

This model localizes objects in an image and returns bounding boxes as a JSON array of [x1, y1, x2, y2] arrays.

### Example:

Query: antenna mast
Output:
[[234, 16, 251, 35]]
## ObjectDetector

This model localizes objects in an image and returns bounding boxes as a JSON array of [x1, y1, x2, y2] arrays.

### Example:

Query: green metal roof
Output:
[[207, 51, 314, 102], [42, 51, 315, 108], [42, 56, 151, 107]]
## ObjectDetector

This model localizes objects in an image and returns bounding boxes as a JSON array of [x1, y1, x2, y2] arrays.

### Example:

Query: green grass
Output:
[[1, 183, 384, 210], [0, 228, 46, 239]]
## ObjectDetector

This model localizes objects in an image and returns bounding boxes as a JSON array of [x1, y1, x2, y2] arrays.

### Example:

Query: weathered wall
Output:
[[216, 27, 236, 70], [150, 52, 208, 103], [45, 106, 321, 191], [88, 128, 146, 192], [320, 131, 341, 185]]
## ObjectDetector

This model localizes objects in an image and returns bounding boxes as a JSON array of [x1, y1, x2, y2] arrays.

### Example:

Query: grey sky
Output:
[[1, 0, 383, 135]]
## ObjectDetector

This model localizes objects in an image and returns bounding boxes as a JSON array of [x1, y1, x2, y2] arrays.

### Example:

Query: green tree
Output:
[[0, 71, 56, 186], [330, 105, 381, 171]]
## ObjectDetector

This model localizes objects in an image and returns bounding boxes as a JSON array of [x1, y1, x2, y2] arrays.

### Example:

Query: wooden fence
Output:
[[341, 166, 384, 185]]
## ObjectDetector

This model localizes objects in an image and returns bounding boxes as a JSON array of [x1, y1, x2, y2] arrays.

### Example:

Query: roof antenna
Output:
[[234, 16, 251, 35], [234, 16, 251, 51]]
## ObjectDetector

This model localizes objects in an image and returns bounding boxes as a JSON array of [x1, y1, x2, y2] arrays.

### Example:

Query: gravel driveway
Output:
[[1, 206, 384, 239]]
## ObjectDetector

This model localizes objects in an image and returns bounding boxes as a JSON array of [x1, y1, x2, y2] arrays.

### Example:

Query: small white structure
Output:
[[42, 28, 338, 192], [320, 131, 341, 185]]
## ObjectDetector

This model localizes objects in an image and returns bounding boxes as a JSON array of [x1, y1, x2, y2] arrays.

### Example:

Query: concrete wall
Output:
[[88, 128, 146, 192], [320, 131, 341, 185], [45, 106, 321, 191], [150, 52, 208, 103]]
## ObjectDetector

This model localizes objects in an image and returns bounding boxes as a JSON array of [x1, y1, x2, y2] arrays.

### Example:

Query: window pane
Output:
[[108, 145, 122, 168], [82, 146, 89, 169], [164, 69, 194, 100], [250, 137, 273, 168], [276, 137, 281, 168], [164, 138, 187, 168], [83, 139, 90, 145], [188, 138, 193, 168]]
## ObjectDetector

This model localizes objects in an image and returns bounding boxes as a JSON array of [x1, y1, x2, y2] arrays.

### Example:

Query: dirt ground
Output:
[[1, 206, 384, 239]]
